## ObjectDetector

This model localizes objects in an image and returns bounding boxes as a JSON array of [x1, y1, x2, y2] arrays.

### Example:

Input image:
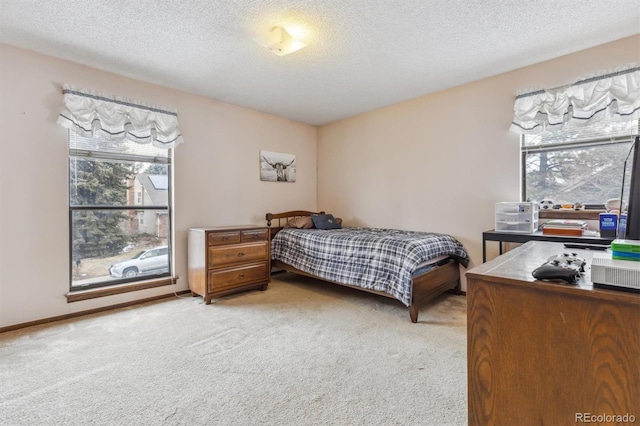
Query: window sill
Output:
[[539, 209, 604, 221], [66, 276, 179, 303]]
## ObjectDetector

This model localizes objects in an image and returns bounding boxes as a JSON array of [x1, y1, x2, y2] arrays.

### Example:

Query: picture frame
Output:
[[260, 150, 296, 182]]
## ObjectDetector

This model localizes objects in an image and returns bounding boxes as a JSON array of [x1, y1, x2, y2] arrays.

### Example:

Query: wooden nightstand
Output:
[[188, 226, 270, 304]]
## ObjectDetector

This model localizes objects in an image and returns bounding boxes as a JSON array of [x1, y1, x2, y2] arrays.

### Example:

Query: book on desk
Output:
[[542, 219, 588, 236]]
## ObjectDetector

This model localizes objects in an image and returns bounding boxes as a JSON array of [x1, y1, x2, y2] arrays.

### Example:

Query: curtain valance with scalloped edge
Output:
[[56, 85, 183, 149], [510, 64, 640, 135]]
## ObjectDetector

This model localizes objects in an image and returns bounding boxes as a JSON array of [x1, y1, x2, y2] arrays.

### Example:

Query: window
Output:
[[58, 85, 182, 292], [69, 132, 172, 290], [521, 120, 638, 207], [512, 65, 640, 208]]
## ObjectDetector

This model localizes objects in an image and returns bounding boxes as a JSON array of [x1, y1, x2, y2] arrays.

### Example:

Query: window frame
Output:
[[68, 135, 174, 291], [520, 134, 635, 209]]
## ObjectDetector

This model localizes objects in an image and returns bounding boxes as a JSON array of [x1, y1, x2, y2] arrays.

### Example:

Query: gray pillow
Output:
[[311, 214, 342, 230]]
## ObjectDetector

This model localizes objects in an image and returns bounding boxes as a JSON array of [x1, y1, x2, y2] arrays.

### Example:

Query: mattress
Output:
[[271, 227, 469, 306]]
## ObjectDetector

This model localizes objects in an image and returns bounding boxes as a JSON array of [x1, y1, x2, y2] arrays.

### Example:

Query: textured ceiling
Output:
[[1, 1, 639, 125]]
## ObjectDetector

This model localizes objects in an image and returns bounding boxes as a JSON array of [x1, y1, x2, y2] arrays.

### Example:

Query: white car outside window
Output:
[[109, 246, 169, 278]]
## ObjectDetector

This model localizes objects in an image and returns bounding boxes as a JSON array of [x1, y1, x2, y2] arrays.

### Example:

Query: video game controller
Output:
[[532, 253, 586, 283], [546, 253, 586, 272], [532, 262, 581, 283]]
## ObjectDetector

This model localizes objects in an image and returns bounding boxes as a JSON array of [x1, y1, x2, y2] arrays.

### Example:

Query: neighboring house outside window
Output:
[[129, 173, 169, 238]]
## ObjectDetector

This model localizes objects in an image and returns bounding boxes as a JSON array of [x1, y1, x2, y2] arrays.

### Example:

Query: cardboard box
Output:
[[599, 213, 618, 238]]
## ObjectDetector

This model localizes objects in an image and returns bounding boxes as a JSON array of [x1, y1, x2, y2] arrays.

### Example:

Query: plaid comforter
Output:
[[271, 227, 469, 306]]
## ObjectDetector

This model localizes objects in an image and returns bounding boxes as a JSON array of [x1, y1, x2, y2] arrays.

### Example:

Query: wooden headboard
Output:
[[265, 210, 324, 239]]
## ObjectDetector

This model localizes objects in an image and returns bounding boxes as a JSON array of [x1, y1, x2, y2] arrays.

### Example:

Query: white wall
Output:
[[0, 44, 317, 328], [317, 35, 640, 288], [1, 35, 638, 327]]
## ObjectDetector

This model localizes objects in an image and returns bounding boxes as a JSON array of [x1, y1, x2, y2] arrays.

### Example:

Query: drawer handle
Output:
[[237, 252, 245, 257], [222, 237, 229, 241], [252, 234, 259, 239], [238, 274, 245, 279]]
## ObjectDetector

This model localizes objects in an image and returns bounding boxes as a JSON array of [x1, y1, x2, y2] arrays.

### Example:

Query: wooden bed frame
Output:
[[266, 211, 462, 323]]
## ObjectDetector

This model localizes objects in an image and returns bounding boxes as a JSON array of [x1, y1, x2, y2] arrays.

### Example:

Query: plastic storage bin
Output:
[[495, 202, 539, 234]]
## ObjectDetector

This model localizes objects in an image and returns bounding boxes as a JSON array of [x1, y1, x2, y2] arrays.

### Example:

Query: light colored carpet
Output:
[[0, 273, 468, 426]]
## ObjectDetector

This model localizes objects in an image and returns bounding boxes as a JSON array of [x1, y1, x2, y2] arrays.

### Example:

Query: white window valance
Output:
[[57, 85, 183, 149], [510, 64, 640, 135]]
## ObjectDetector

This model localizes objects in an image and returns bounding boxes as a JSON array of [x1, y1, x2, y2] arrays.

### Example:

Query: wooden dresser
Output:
[[188, 226, 270, 304], [466, 241, 639, 425]]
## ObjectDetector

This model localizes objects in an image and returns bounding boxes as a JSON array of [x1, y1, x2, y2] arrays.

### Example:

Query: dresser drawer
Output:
[[208, 242, 268, 267], [208, 263, 268, 291], [241, 229, 269, 242], [208, 231, 241, 246]]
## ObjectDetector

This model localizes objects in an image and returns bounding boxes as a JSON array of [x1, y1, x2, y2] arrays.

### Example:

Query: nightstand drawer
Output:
[[241, 229, 269, 242], [208, 242, 268, 267], [208, 263, 268, 291], [208, 231, 241, 246]]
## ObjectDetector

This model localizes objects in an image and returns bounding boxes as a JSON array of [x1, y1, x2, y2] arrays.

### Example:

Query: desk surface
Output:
[[481, 229, 615, 263], [483, 229, 614, 243], [469, 241, 638, 305]]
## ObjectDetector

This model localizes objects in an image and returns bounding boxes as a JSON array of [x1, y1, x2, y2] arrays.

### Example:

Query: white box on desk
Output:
[[591, 252, 640, 291], [495, 202, 539, 234]]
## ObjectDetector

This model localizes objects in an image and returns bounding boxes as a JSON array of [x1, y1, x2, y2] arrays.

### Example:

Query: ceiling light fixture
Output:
[[257, 26, 307, 56]]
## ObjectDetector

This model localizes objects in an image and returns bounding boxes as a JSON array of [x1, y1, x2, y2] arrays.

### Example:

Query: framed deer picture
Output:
[[260, 150, 296, 182]]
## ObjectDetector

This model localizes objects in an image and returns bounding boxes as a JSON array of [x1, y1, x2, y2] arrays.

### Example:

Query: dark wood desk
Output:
[[482, 229, 614, 262], [467, 241, 639, 425]]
